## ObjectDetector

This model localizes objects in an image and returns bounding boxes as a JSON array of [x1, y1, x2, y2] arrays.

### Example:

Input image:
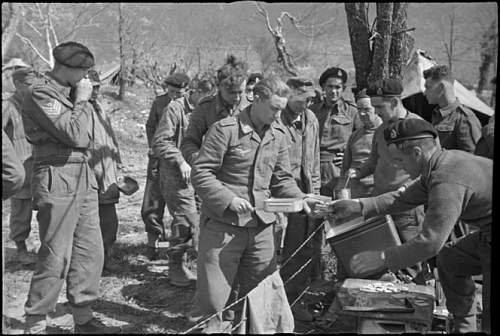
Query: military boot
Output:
[[14, 241, 38, 265], [168, 247, 196, 287]]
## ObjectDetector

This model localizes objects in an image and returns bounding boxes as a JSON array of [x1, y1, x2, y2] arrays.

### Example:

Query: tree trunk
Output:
[[2, 3, 22, 62], [345, 3, 371, 90], [477, 19, 497, 95], [388, 3, 413, 80], [118, 3, 126, 101], [368, 3, 394, 84]]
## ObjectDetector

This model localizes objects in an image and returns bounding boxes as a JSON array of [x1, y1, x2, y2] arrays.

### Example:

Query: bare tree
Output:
[[345, 2, 415, 91], [2, 3, 23, 61], [254, 2, 339, 77], [443, 6, 456, 75], [118, 3, 126, 100], [477, 18, 498, 96]]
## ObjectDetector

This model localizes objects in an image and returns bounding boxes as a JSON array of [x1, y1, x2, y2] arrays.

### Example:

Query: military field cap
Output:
[[11, 67, 39, 84], [87, 69, 101, 86], [164, 72, 190, 89], [2, 58, 30, 71], [247, 73, 263, 85], [286, 77, 315, 100], [53, 41, 95, 69], [384, 118, 438, 144], [319, 67, 347, 87], [367, 78, 403, 97]]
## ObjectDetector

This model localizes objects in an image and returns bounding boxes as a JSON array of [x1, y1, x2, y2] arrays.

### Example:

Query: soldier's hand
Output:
[[347, 168, 359, 179], [74, 77, 93, 103], [179, 161, 191, 185], [302, 196, 321, 216], [327, 199, 362, 219], [349, 250, 386, 277], [229, 197, 254, 214]]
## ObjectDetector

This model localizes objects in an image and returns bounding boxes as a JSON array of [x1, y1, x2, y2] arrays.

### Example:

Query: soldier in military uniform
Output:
[[424, 65, 483, 240], [347, 79, 425, 280], [278, 77, 322, 322], [21, 42, 117, 334], [329, 118, 492, 333], [152, 73, 204, 287], [245, 72, 263, 103], [180, 55, 248, 166], [423, 65, 482, 153], [310, 67, 362, 197], [2, 68, 38, 265], [142, 73, 190, 260], [191, 76, 318, 332]]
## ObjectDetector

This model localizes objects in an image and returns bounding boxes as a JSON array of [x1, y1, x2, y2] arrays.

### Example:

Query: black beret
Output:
[[319, 67, 347, 87], [367, 78, 403, 97], [247, 73, 263, 85], [164, 73, 190, 89], [53, 41, 94, 69], [384, 118, 438, 144]]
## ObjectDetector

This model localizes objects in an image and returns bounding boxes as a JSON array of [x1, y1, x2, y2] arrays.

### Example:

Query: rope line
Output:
[[289, 284, 311, 308], [183, 217, 328, 334]]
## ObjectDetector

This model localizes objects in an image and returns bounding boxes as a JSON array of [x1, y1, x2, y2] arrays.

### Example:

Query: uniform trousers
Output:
[[437, 229, 490, 333], [195, 218, 277, 323], [141, 158, 167, 239], [9, 197, 33, 243], [25, 161, 103, 324], [98, 202, 118, 255], [159, 162, 198, 244]]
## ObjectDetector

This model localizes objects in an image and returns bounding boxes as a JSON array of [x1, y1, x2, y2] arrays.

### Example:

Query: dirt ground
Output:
[[2, 84, 351, 334]]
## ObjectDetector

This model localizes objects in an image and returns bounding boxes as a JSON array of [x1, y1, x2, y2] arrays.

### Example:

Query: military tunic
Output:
[[180, 93, 246, 166], [431, 99, 482, 153], [191, 106, 305, 318], [3, 92, 35, 244], [310, 97, 362, 195], [360, 149, 492, 332], [152, 96, 198, 238], [2, 129, 25, 200], [22, 72, 103, 320]]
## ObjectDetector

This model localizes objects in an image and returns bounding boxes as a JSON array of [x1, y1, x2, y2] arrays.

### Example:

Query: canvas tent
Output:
[[402, 49, 494, 125]]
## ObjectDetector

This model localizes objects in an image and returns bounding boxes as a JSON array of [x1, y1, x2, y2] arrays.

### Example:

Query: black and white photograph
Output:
[[2, 2, 495, 334]]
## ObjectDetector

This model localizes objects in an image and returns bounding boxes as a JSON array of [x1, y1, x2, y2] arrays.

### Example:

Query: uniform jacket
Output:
[[21, 72, 92, 163], [86, 99, 122, 204], [2, 92, 34, 198], [180, 92, 246, 165], [431, 99, 482, 153], [357, 110, 422, 195], [474, 114, 495, 160], [192, 106, 305, 227], [360, 149, 492, 271], [152, 96, 194, 169], [2, 129, 25, 200], [280, 106, 320, 195], [146, 93, 171, 148], [310, 97, 362, 162]]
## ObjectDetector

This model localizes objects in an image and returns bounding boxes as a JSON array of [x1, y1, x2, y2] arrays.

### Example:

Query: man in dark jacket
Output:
[[328, 118, 491, 333], [279, 77, 322, 322]]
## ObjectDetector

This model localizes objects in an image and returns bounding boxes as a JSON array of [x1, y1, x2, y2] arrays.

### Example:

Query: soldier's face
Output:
[[424, 78, 441, 104], [322, 77, 344, 104], [287, 96, 309, 116], [68, 68, 90, 87], [254, 94, 288, 125], [370, 96, 397, 123], [167, 85, 188, 100], [220, 80, 246, 107], [246, 83, 256, 102], [358, 106, 378, 129], [389, 143, 421, 179]]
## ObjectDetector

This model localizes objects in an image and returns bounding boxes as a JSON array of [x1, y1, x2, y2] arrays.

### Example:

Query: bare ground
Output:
[[2, 84, 349, 334]]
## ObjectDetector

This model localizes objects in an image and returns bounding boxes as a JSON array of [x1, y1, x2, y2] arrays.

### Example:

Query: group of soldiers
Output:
[[1, 39, 493, 334]]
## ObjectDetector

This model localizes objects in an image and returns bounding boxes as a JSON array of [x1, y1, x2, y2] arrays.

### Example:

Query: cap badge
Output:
[[338, 70, 342, 76], [390, 129, 398, 139]]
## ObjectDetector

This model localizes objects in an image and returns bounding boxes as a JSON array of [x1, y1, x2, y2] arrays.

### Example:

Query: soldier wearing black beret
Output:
[[348, 77, 426, 280], [328, 117, 492, 333], [310, 66, 362, 198], [22, 41, 119, 333]]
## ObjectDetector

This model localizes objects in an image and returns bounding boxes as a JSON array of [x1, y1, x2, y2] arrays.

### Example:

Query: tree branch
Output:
[[15, 32, 52, 66]]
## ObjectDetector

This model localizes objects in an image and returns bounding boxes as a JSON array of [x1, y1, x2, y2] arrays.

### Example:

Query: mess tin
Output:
[[263, 198, 303, 213], [117, 176, 139, 195]]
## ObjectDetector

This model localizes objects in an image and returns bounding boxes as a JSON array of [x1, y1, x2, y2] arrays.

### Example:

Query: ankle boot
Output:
[[168, 248, 196, 287]]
